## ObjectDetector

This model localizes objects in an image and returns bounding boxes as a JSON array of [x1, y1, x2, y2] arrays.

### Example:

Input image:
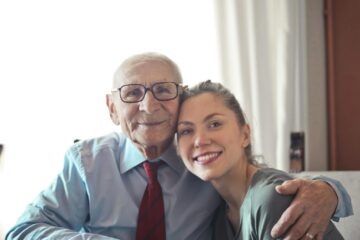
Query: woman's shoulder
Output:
[[252, 167, 293, 188], [239, 168, 295, 239], [247, 167, 294, 213]]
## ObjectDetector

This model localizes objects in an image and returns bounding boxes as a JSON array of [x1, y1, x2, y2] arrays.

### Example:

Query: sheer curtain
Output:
[[214, 0, 307, 170]]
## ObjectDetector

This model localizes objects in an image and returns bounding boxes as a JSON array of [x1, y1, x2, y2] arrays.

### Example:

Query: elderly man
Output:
[[6, 52, 352, 240]]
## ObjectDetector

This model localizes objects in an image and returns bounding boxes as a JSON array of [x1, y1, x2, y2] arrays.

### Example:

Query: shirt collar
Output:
[[160, 142, 184, 175], [120, 138, 185, 175]]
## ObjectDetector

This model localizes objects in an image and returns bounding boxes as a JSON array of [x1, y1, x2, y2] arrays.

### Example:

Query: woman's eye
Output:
[[178, 128, 193, 136], [209, 121, 221, 128]]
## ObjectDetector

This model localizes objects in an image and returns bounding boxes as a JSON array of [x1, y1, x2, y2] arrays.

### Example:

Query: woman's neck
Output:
[[211, 163, 258, 233]]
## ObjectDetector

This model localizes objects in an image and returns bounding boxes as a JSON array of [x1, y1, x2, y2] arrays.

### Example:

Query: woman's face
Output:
[[177, 93, 250, 181]]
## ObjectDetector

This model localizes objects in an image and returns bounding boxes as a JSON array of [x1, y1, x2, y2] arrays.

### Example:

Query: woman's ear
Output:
[[242, 124, 251, 148], [106, 94, 120, 125]]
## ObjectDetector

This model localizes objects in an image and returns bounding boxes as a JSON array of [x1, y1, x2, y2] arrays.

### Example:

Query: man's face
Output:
[[111, 60, 180, 151]]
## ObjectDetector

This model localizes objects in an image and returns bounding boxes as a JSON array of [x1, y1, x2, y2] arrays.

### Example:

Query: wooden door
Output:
[[325, 0, 360, 170]]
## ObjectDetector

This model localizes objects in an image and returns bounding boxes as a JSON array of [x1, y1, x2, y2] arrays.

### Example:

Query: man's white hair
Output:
[[112, 52, 183, 88]]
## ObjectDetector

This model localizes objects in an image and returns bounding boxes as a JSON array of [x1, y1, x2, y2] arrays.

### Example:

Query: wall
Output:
[[305, 0, 328, 170]]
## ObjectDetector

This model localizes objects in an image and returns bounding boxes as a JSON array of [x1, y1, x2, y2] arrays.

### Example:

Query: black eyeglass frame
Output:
[[111, 81, 184, 103]]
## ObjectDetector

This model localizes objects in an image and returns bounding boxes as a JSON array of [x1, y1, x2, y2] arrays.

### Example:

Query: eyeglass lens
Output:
[[120, 82, 178, 103]]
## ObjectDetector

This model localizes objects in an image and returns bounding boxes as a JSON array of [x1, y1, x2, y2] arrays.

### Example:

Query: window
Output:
[[0, 0, 220, 236]]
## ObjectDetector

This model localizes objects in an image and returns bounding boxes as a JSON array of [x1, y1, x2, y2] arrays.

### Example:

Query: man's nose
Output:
[[139, 91, 160, 113]]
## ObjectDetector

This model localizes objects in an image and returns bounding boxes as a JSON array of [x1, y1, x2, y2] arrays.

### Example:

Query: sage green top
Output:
[[212, 168, 343, 240]]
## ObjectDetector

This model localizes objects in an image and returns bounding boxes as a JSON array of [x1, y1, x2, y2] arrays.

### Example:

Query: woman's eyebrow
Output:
[[203, 113, 224, 122], [178, 113, 225, 126], [177, 121, 193, 126]]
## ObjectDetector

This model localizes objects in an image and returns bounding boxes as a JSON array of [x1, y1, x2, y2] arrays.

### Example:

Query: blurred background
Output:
[[1, 0, 359, 238]]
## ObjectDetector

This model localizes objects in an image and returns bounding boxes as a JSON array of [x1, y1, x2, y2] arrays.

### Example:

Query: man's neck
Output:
[[134, 139, 173, 160]]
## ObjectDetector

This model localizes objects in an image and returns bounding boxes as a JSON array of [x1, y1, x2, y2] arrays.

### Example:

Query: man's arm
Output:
[[5, 148, 117, 240], [6, 223, 118, 240], [271, 177, 352, 240], [313, 175, 353, 220]]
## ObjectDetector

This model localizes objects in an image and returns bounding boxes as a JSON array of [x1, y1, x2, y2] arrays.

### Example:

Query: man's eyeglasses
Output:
[[112, 82, 183, 103]]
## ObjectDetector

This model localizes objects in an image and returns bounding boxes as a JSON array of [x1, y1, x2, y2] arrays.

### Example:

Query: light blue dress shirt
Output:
[[5, 132, 353, 239], [313, 175, 353, 221], [5, 132, 220, 240]]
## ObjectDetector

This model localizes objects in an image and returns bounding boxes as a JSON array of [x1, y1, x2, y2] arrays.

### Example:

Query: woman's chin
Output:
[[195, 171, 216, 182]]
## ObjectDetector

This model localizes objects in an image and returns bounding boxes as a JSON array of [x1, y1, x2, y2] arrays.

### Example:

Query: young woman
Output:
[[176, 80, 343, 240]]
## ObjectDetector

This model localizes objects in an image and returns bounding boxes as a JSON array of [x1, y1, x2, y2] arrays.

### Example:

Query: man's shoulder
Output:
[[68, 132, 127, 158]]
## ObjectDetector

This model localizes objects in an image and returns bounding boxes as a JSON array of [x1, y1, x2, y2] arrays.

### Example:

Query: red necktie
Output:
[[136, 161, 166, 240]]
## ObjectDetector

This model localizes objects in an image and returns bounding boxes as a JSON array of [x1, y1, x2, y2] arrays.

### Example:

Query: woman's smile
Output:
[[193, 152, 222, 165]]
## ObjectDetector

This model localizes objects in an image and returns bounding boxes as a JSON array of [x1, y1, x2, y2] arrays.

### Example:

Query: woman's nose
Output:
[[194, 131, 211, 148]]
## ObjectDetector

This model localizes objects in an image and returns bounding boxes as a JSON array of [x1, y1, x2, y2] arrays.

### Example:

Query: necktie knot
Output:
[[143, 161, 158, 185]]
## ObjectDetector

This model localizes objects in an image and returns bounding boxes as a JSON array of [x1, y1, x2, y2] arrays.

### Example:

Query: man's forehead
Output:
[[124, 60, 171, 74], [114, 60, 176, 86]]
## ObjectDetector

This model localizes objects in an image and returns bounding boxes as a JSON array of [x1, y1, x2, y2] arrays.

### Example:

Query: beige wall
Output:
[[305, 0, 328, 170]]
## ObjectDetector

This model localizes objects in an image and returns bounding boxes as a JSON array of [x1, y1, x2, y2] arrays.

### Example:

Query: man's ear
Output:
[[106, 94, 120, 125]]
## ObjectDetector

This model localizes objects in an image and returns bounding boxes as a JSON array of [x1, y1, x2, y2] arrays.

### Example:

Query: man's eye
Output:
[[154, 86, 171, 94], [125, 89, 142, 97]]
